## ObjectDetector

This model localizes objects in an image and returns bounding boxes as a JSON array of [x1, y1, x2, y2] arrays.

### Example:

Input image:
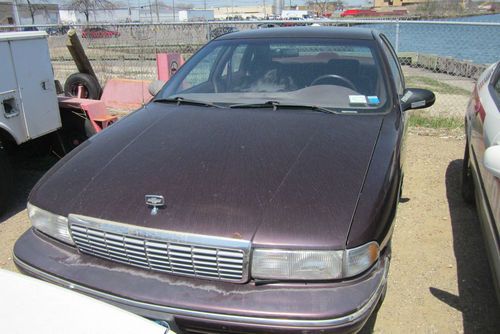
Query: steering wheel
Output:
[[309, 74, 356, 90]]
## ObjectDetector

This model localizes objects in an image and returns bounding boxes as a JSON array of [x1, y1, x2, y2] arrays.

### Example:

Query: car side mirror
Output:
[[484, 145, 500, 179], [401, 88, 435, 111], [148, 80, 165, 96]]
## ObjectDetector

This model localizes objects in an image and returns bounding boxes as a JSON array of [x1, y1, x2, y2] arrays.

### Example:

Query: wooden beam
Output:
[[66, 29, 98, 80]]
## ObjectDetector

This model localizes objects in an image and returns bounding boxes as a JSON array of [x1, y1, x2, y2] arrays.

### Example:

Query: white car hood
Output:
[[0, 269, 170, 334]]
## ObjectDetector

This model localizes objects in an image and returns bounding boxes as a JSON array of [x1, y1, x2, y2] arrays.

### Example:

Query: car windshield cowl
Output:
[[153, 96, 225, 108]]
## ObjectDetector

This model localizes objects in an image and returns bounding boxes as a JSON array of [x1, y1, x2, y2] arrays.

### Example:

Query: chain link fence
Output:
[[2, 19, 499, 119]]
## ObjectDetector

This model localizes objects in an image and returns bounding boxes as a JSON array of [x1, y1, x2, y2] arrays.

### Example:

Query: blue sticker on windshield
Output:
[[367, 96, 380, 105]]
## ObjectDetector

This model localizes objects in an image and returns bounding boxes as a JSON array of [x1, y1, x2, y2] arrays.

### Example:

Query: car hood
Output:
[[31, 103, 385, 249]]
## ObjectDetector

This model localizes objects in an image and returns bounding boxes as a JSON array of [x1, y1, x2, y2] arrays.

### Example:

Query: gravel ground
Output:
[[1, 129, 499, 333]]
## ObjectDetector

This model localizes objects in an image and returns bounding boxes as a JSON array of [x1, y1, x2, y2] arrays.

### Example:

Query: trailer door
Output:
[[0, 41, 28, 144], [10, 34, 61, 140]]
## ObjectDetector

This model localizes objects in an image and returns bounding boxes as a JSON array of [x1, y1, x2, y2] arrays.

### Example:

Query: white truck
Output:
[[0, 31, 112, 214]]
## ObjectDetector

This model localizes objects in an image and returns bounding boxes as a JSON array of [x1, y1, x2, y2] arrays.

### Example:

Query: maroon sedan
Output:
[[81, 27, 120, 38], [14, 27, 435, 333]]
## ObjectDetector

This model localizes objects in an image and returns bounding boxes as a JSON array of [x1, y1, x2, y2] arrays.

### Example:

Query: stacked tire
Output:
[[64, 73, 102, 100]]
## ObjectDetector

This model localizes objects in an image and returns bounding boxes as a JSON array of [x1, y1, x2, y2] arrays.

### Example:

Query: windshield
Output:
[[158, 38, 389, 112]]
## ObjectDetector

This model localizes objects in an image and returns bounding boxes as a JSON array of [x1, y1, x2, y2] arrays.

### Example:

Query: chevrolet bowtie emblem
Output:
[[145, 195, 165, 215]]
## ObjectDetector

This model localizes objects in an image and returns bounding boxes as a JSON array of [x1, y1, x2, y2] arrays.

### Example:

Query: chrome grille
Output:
[[68, 214, 250, 283]]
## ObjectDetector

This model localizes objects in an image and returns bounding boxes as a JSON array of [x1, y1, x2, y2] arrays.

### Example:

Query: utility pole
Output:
[[172, 0, 175, 21], [155, 0, 160, 22], [148, 0, 153, 22], [127, 0, 131, 21]]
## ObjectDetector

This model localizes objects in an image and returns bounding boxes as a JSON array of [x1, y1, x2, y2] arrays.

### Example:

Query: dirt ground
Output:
[[1, 129, 499, 333]]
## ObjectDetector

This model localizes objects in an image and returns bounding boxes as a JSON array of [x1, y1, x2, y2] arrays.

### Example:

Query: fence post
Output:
[[395, 20, 400, 54]]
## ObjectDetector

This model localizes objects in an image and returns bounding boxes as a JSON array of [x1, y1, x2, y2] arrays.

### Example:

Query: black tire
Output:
[[84, 119, 97, 138], [0, 146, 13, 215], [64, 73, 102, 100], [461, 141, 475, 204], [58, 108, 95, 151]]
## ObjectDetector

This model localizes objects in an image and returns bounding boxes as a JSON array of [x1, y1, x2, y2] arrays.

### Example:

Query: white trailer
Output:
[[178, 10, 214, 22], [0, 31, 107, 214], [281, 10, 311, 19], [0, 32, 61, 145]]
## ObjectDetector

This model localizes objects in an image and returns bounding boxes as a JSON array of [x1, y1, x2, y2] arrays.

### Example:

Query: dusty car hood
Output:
[[31, 103, 384, 249]]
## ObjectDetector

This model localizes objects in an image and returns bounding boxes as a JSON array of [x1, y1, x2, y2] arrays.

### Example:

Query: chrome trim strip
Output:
[[14, 255, 388, 328], [69, 214, 251, 250]]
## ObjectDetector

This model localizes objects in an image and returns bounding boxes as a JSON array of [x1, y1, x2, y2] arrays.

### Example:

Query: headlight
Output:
[[252, 249, 344, 280], [343, 242, 379, 278], [251, 242, 379, 280], [27, 203, 74, 245]]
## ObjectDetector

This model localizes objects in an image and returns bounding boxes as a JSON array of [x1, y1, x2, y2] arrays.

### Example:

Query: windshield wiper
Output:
[[229, 100, 338, 114], [154, 97, 224, 108], [229, 100, 280, 110]]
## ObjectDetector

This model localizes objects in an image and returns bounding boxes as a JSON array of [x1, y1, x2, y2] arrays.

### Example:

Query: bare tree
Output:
[[306, 1, 343, 17], [20, 0, 48, 24], [67, 0, 116, 22]]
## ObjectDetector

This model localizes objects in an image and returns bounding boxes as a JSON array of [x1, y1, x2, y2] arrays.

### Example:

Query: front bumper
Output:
[[14, 229, 389, 334]]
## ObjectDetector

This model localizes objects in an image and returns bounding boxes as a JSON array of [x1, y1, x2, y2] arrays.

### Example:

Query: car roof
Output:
[[216, 26, 376, 41]]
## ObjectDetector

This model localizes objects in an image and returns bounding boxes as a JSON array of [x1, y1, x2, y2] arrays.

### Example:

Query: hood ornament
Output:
[[145, 195, 165, 216]]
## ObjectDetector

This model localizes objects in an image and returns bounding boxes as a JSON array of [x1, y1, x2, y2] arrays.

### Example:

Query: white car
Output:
[[462, 61, 500, 301], [0, 269, 173, 334]]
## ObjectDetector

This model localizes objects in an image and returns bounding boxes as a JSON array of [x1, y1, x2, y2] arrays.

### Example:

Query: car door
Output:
[[379, 34, 407, 169], [471, 63, 500, 225], [483, 64, 500, 231]]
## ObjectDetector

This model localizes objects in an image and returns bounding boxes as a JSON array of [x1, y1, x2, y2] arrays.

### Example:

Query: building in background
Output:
[[59, 6, 179, 24], [274, 0, 284, 15], [1, 0, 59, 25], [178, 9, 214, 22], [0, 1, 15, 24], [213, 5, 274, 20], [281, 9, 312, 19]]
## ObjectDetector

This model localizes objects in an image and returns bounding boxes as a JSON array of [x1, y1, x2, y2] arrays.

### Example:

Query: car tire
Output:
[[64, 73, 102, 100], [0, 145, 13, 215], [461, 141, 475, 204]]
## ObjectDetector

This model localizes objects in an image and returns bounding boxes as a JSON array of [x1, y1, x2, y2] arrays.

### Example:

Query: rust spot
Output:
[[232, 232, 243, 239]]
